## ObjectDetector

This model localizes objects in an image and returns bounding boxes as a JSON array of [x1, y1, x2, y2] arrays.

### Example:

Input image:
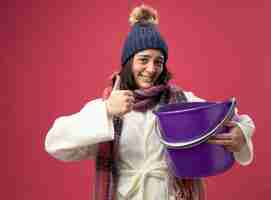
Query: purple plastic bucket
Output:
[[153, 98, 236, 178]]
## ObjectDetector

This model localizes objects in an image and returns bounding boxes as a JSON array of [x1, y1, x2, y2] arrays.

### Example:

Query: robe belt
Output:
[[118, 161, 169, 199]]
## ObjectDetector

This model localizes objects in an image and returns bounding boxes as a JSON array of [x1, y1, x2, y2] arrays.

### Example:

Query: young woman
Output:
[[45, 5, 255, 200]]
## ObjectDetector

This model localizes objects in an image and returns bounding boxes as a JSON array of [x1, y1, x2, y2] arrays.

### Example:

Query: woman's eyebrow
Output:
[[156, 56, 164, 60], [136, 54, 151, 58], [136, 54, 164, 60]]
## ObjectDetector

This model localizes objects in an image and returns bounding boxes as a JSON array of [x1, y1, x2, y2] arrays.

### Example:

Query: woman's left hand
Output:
[[208, 121, 246, 152]]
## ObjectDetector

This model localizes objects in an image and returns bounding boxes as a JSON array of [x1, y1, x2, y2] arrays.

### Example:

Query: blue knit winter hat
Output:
[[121, 5, 168, 66]]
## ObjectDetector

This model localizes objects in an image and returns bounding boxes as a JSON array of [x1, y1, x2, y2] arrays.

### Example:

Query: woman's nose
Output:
[[145, 61, 156, 73]]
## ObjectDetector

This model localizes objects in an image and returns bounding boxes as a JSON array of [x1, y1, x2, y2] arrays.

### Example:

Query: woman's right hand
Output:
[[105, 75, 135, 117]]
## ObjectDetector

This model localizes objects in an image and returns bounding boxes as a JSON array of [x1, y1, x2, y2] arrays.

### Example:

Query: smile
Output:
[[138, 75, 155, 83]]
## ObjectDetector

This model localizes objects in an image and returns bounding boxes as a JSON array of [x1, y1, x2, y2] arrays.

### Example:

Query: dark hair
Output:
[[112, 57, 172, 90]]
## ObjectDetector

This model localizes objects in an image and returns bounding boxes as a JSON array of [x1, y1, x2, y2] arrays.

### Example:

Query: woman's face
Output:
[[132, 49, 164, 89]]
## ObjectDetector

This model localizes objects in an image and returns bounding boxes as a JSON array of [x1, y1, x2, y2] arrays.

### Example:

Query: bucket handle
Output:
[[155, 97, 236, 149]]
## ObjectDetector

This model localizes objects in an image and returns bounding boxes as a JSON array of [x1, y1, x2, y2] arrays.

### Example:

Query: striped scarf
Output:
[[93, 84, 205, 200]]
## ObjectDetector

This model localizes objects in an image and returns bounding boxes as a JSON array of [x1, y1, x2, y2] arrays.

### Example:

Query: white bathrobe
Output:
[[45, 91, 255, 200]]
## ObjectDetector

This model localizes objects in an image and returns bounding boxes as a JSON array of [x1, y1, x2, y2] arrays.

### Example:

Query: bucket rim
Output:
[[155, 97, 236, 149], [154, 102, 217, 116]]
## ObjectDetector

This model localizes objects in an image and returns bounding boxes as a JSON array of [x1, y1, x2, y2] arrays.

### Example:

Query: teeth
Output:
[[140, 75, 153, 83]]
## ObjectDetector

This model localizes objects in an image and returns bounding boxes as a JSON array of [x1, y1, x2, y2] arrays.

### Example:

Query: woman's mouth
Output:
[[138, 74, 155, 83]]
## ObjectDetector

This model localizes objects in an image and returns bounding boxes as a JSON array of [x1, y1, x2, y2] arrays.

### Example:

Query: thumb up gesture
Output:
[[105, 75, 135, 117]]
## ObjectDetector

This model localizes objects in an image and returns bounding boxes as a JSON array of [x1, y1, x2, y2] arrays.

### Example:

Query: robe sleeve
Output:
[[44, 99, 114, 162], [184, 91, 255, 166]]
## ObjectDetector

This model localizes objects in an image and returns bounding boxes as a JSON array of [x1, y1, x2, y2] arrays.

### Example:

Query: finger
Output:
[[125, 96, 135, 103], [112, 75, 121, 91], [211, 133, 232, 140], [122, 103, 133, 115], [125, 100, 134, 107], [207, 139, 232, 146], [224, 145, 240, 152], [208, 139, 235, 151], [128, 102, 134, 110], [224, 120, 237, 127], [224, 145, 234, 152], [122, 90, 134, 97]]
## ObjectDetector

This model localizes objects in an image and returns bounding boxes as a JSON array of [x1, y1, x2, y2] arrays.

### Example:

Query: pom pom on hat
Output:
[[129, 4, 159, 26]]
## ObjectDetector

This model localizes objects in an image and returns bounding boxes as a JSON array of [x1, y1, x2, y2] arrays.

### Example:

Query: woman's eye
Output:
[[154, 60, 163, 67], [140, 58, 148, 63]]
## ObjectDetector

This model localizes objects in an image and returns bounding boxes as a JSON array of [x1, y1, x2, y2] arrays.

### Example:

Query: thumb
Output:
[[224, 120, 237, 128], [112, 75, 121, 91]]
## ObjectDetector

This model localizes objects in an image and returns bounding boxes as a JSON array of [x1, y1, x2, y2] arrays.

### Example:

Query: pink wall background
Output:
[[3, 0, 271, 199]]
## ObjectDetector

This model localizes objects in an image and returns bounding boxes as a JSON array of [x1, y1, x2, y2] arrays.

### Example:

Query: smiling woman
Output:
[[118, 51, 171, 91], [132, 49, 164, 89], [44, 4, 255, 200]]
